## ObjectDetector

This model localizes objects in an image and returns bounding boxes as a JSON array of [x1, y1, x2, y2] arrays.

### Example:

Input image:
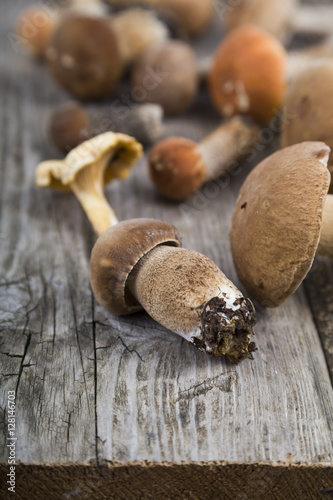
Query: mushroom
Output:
[[15, 5, 58, 58], [90, 219, 257, 363], [35, 132, 143, 235], [230, 142, 332, 308], [149, 117, 259, 200], [281, 61, 333, 177], [223, 0, 333, 40], [48, 102, 91, 153], [131, 40, 198, 116], [45, 14, 123, 99], [45, 8, 169, 99], [209, 25, 287, 124]]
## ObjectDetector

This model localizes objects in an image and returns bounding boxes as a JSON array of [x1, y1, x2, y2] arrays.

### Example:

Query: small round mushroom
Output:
[[230, 142, 332, 308], [149, 117, 259, 200], [16, 5, 58, 58], [281, 61, 333, 176], [48, 102, 91, 153], [208, 25, 287, 124], [90, 218, 257, 363], [45, 14, 123, 99], [157, 0, 214, 38], [131, 40, 198, 116], [35, 132, 143, 235]]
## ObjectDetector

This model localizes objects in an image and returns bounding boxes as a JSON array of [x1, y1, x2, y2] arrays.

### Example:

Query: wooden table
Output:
[[0, 1, 332, 499]]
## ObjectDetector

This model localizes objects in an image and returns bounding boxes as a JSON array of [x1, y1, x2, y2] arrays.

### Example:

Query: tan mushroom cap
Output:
[[35, 131, 142, 192], [90, 218, 181, 315], [230, 142, 331, 307]]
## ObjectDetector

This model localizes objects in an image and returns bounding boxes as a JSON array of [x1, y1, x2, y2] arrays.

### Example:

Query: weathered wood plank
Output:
[[0, 1, 332, 498]]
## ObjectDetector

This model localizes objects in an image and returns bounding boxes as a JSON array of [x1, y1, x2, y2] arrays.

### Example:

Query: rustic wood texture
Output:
[[0, 0, 333, 498]]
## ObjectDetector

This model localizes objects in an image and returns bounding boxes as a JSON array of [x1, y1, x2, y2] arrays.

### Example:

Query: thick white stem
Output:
[[110, 9, 168, 65], [318, 194, 333, 258], [128, 245, 256, 362], [198, 118, 259, 182]]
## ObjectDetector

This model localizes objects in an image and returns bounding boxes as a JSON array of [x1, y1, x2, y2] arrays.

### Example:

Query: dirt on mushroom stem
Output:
[[127, 245, 257, 363]]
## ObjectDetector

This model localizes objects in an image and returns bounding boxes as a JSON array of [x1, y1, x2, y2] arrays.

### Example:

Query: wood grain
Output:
[[0, 0, 332, 497]]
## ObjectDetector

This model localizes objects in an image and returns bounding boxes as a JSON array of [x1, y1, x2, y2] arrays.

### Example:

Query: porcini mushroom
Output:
[[131, 40, 198, 116], [223, 0, 333, 40], [209, 25, 287, 124], [90, 219, 257, 363], [48, 101, 91, 153], [281, 61, 333, 176], [36, 133, 257, 362], [16, 5, 58, 58], [230, 142, 332, 307], [46, 14, 123, 99], [149, 117, 259, 200], [35, 132, 143, 235]]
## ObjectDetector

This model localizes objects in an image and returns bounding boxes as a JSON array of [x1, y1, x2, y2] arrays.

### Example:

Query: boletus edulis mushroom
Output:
[[16, 5, 59, 58], [230, 142, 332, 307], [149, 117, 259, 200], [90, 219, 257, 363], [35, 133, 257, 363], [209, 25, 287, 124]]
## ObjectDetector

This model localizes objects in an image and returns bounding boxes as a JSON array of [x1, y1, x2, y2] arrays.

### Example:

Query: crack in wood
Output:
[[173, 371, 237, 403]]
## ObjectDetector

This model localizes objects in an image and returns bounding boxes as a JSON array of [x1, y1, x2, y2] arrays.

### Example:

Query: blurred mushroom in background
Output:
[[131, 40, 198, 116]]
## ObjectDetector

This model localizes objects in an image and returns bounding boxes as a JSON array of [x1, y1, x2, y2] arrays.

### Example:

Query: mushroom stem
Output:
[[127, 245, 257, 363], [70, 156, 119, 235], [318, 195, 333, 258], [198, 118, 259, 182], [110, 8, 168, 66]]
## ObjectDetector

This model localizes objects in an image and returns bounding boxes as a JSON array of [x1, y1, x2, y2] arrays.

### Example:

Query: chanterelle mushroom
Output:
[[35, 132, 143, 235], [149, 117, 259, 200], [230, 142, 332, 307], [90, 219, 257, 363]]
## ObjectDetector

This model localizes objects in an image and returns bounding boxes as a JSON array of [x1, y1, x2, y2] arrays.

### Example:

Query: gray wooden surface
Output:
[[0, 1, 333, 498]]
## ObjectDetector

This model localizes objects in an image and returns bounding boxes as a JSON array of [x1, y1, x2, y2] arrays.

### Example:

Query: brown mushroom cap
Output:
[[281, 61, 333, 176], [131, 41, 198, 116], [48, 101, 91, 153], [209, 25, 287, 124], [149, 137, 205, 200], [46, 14, 123, 99], [230, 142, 331, 307], [90, 218, 181, 315]]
